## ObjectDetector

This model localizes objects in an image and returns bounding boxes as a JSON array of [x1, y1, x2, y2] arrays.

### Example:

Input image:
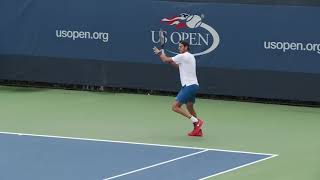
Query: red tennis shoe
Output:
[[193, 119, 204, 133], [188, 129, 203, 137]]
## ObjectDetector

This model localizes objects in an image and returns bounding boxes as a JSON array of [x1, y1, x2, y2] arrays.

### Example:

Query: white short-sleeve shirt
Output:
[[172, 52, 199, 86]]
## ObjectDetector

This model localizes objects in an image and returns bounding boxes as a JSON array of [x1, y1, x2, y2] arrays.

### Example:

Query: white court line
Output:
[[103, 149, 209, 180], [199, 154, 278, 180], [0, 131, 278, 156]]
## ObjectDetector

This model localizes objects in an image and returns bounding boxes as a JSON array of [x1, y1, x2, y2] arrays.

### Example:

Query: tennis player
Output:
[[153, 40, 204, 137]]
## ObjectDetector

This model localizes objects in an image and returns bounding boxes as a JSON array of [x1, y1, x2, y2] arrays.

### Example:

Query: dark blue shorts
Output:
[[176, 84, 199, 104]]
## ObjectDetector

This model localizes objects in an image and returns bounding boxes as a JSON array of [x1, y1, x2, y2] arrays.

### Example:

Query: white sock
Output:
[[190, 116, 198, 123]]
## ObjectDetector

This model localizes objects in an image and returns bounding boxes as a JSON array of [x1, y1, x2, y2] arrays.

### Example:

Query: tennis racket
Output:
[[159, 29, 166, 53]]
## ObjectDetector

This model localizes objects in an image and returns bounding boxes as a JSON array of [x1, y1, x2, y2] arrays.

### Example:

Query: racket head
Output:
[[159, 29, 166, 49]]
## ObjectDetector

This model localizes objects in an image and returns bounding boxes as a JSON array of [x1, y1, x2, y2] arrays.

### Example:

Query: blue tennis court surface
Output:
[[0, 132, 277, 180]]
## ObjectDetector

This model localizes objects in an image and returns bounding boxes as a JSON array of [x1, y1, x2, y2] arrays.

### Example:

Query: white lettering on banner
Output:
[[264, 41, 320, 54], [151, 31, 210, 46], [56, 29, 109, 43]]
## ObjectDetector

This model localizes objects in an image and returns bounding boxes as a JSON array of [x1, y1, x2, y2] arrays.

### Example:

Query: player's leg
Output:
[[171, 101, 192, 118], [186, 102, 197, 118], [186, 102, 203, 136], [187, 102, 197, 128], [174, 85, 203, 136], [172, 100, 202, 136], [186, 85, 203, 135], [173, 86, 194, 119]]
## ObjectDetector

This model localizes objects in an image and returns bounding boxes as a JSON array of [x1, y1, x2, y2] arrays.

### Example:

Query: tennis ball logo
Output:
[[186, 15, 202, 29]]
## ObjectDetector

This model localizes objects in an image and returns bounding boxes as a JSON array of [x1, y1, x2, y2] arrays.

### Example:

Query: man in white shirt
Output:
[[153, 40, 204, 137]]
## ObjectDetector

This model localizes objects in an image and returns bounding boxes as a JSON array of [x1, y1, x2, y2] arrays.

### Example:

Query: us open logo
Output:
[[152, 13, 220, 56]]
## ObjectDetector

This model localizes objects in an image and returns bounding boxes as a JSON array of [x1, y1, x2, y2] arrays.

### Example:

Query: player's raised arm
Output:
[[153, 47, 172, 63]]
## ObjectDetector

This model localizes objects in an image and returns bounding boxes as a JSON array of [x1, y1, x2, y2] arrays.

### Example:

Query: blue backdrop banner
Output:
[[1, 0, 320, 73]]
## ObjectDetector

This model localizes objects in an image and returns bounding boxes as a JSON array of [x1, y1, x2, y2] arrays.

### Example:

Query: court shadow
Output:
[[0, 85, 48, 93]]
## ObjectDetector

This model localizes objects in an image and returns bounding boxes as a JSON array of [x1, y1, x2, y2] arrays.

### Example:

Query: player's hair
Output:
[[179, 40, 190, 51]]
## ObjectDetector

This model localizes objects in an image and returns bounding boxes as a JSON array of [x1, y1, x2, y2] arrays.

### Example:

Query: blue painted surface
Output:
[[0, 134, 271, 180]]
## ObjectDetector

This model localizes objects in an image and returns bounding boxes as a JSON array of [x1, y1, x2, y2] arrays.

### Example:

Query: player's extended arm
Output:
[[153, 47, 178, 68]]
